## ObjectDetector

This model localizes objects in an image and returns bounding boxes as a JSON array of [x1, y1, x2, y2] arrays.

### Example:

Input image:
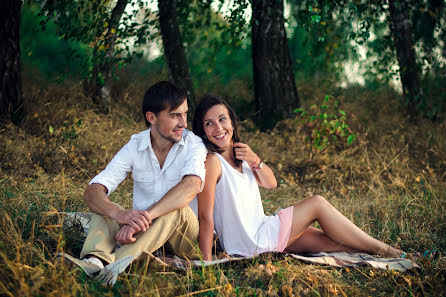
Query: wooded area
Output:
[[0, 0, 445, 296], [2, 0, 445, 125]]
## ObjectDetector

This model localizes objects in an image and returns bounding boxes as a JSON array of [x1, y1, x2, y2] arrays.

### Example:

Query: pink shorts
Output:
[[275, 206, 294, 252]]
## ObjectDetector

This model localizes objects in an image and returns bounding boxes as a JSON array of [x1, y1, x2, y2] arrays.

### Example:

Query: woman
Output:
[[192, 95, 406, 261]]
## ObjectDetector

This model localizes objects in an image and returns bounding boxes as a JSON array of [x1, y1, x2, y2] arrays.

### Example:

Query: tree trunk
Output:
[[84, 0, 128, 114], [158, 0, 196, 110], [0, 0, 25, 124], [389, 0, 423, 120], [252, 0, 299, 128]]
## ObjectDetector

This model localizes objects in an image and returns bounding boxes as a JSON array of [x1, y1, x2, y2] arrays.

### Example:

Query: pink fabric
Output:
[[276, 206, 294, 252]]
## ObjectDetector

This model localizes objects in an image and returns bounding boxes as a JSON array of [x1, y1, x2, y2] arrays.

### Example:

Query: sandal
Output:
[[422, 249, 441, 260], [400, 252, 420, 260], [401, 250, 441, 261]]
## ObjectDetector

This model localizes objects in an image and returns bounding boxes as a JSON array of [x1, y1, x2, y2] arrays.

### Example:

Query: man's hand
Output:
[[113, 209, 152, 232], [116, 224, 139, 244]]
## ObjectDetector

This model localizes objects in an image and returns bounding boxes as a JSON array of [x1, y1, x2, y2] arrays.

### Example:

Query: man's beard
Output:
[[154, 124, 181, 143]]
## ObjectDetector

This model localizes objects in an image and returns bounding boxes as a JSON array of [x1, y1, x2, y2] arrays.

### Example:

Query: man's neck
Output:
[[150, 130, 175, 168]]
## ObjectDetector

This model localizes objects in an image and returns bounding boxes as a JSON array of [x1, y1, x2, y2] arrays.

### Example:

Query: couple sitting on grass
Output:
[[60, 81, 407, 281]]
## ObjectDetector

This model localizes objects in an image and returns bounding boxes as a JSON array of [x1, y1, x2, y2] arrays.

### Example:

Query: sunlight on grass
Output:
[[0, 75, 445, 296]]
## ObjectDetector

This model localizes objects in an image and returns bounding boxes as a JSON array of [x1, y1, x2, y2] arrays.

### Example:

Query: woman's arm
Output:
[[198, 153, 221, 261], [234, 142, 277, 189]]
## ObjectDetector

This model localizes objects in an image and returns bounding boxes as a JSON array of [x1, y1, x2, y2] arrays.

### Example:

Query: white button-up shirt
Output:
[[89, 129, 207, 211]]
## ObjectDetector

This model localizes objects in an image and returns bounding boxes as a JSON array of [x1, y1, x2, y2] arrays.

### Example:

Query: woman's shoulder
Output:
[[206, 152, 219, 161], [205, 153, 223, 181], [205, 153, 222, 170]]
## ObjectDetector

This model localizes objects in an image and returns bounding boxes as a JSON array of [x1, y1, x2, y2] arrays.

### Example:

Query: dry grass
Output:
[[0, 74, 445, 296]]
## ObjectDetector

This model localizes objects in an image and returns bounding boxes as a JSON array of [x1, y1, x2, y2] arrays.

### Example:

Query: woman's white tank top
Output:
[[212, 153, 280, 256]]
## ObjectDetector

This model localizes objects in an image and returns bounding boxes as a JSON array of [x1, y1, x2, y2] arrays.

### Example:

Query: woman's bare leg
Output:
[[285, 195, 402, 257], [285, 226, 360, 253]]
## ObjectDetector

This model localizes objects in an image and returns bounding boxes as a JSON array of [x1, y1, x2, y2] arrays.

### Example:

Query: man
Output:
[[60, 81, 207, 283]]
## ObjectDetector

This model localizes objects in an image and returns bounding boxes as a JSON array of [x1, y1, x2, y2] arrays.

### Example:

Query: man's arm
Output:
[[144, 134, 207, 219], [115, 133, 207, 244], [84, 183, 152, 232], [145, 135, 208, 219], [146, 174, 202, 220], [114, 175, 202, 244]]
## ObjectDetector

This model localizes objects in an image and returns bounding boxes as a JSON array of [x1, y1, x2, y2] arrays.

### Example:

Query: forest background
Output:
[[0, 0, 445, 296]]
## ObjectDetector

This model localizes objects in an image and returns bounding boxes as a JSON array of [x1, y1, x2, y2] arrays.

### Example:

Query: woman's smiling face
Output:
[[203, 104, 234, 150]]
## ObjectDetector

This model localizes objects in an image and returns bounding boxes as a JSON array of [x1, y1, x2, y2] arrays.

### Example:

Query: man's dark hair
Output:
[[142, 81, 187, 127], [192, 94, 242, 167]]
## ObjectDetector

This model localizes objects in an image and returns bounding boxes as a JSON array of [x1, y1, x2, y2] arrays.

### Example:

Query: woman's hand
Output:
[[234, 142, 277, 189], [234, 142, 261, 166]]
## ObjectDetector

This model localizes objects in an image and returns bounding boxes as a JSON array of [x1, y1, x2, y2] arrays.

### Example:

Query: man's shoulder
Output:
[[123, 129, 150, 151], [130, 129, 150, 141], [182, 129, 204, 145]]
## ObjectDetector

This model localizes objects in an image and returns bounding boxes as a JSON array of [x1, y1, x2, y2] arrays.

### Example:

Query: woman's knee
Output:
[[308, 195, 328, 205], [302, 195, 333, 212], [291, 195, 329, 219]]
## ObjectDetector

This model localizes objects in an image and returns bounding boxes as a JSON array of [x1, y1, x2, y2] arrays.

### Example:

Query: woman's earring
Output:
[[203, 135, 207, 139]]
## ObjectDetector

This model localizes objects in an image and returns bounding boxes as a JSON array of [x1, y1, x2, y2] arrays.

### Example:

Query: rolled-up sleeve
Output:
[[180, 138, 207, 191], [89, 142, 134, 195]]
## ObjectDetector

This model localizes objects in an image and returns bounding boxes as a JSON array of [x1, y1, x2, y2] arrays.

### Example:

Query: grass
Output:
[[0, 72, 445, 296]]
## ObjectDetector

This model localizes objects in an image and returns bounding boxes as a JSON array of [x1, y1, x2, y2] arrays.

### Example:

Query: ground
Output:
[[0, 77, 445, 296]]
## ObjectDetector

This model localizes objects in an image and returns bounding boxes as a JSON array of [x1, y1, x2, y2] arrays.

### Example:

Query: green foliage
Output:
[[20, 4, 90, 79], [291, 0, 445, 120], [61, 119, 83, 142], [167, 0, 254, 115], [294, 95, 355, 162], [223, 0, 250, 45], [37, 0, 156, 85]]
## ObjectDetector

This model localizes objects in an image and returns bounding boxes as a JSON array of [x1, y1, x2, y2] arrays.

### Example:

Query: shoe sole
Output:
[[56, 252, 102, 277]]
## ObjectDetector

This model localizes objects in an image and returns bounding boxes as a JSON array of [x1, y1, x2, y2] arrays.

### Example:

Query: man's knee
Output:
[[179, 206, 198, 226]]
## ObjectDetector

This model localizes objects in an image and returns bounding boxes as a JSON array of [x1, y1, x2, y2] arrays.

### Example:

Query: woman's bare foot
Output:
[[382, 246, 405, 258]]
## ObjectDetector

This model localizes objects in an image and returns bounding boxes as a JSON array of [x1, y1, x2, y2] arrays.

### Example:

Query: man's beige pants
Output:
[[80, 206, 200, 264]]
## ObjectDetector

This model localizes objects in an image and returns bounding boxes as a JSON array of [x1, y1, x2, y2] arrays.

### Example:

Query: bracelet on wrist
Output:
[[252, 160, 264, 170], [251, 157, 260, 168]]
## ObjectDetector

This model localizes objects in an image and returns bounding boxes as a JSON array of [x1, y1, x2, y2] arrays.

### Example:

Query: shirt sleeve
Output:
[[89, 141, 134, 195], [180, 137, 207, 191]]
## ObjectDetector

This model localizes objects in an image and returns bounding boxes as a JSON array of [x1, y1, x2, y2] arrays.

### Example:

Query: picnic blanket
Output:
[[61, 212, 419, 285]]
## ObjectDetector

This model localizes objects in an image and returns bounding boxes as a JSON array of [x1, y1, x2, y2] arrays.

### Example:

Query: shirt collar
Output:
[[138, 128, 186, 151]]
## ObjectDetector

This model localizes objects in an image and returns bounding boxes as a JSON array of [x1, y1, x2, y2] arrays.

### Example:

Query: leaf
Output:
[[324, 95, 329, 102], [49, 125, 55, 135], [311, 15, 321, 23], [294, 108, 305, 114], [347, 134, 355, 145]]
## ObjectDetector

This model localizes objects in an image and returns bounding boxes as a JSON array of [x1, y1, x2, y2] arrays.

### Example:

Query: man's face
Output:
[[148, 100, 188, 144]]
